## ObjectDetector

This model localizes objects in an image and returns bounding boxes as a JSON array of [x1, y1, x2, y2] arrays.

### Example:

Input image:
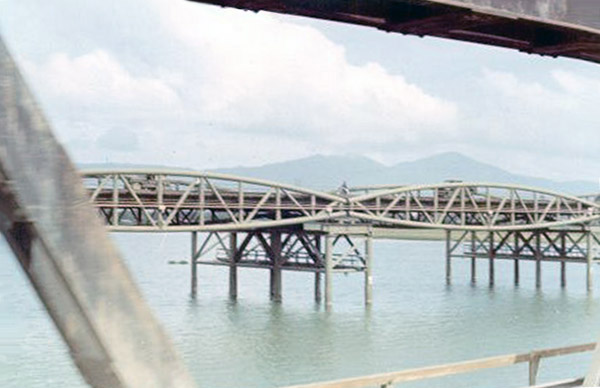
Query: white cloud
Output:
[[22, 50, 180, 113], [157, 3, 457, 144], [13, 0, 459, 168], [470, 68, 600, 165]]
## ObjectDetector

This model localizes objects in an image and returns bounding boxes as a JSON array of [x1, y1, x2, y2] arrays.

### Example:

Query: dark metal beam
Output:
[[187, 0, 600, 64]]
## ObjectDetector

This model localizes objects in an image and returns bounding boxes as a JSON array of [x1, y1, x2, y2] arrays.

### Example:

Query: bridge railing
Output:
[[283, 343, 596, 388]]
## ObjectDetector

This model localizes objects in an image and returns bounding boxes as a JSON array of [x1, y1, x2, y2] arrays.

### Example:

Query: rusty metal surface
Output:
[[455, 0, 600, 30], [0, 37, 196, 387], [188, 0, 600, 64]]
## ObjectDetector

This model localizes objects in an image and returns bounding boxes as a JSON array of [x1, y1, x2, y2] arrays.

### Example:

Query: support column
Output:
[[191, 231, 198, 297], [325, 234, 333, 308], [314, 272, 322, 303], [445, 230, 451, 285], [560, 232, 566, 288], [514, 232, 520, 285], [270, 231, 282, 302], [489, 232, 495, 286], [470, 231, 476, 284], [535, 232, 541, 288], [365, 234, 373, 305], [229, 233, 237, 299], [587, 231, 594, 292], [315, 235, 322, 303]]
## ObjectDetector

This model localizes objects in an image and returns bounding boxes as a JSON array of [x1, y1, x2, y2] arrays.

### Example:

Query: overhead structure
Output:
[[188, 0, 600, 64]]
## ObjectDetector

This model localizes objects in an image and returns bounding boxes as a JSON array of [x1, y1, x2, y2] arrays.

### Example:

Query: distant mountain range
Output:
[[213, 152, 597, 194], [80, 152, 598, 195]]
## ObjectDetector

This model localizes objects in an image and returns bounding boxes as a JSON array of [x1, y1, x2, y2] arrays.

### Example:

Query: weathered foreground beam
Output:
[[188, 0, 600, 65], [282, 343, 595, 388], [0, 37, 196, 387]]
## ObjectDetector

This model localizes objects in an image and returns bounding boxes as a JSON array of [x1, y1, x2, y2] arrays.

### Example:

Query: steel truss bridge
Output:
[[82, 169, 600, 306], [84, 170, 600, 232]]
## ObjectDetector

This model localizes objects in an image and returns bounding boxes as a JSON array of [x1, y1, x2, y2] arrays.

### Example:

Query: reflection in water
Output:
[[0, 234, 598, 387]]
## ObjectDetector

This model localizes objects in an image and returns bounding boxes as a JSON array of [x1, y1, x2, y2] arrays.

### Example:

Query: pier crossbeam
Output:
[[189, 229, 371, 305], [446, 229, 599, 289]]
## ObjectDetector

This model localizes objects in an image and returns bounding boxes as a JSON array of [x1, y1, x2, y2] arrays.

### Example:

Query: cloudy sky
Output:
[[1, 0, 599, 182]]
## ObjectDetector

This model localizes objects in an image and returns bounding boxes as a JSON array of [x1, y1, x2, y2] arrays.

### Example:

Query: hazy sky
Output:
[[1, 0, 599, 182]]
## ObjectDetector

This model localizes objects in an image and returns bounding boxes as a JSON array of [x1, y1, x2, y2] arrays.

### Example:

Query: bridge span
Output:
[[83, 169, 600, 305], [189, 0, 600, 65]]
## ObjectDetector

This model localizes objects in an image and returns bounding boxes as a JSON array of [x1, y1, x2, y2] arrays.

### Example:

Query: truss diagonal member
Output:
[[333, 243, 360, 267], [411, 191, 435, 224], [494, 231, 513, 253], [89, 175, 110, 202], [538, 196, 558, 222], [541, 231, 562, 255], [566, 232, 587, 256], [463, 187, 483, 223], [215, 232, 232, 259], [519, 232, 538, 255], [205, 178, 240, 224], [234, 233, 254, 262], [255, 233, 276, 263], [561, 197, 576, 215], [437, 187, 461, 224], [120, 174, 159, 227], [353, 200, 377, 217], [164, 178, 200, 226], [244, 188, 273, 222], [194, 232, 214, 260], [514, 190, 536, 225], [282, 234, 302, 260], [0, 37, 195, 387], [378, 192, 404, 218], [343, 234, 363, 258], [297, 233, 323, 265], [449, 231, 469, 253], [489, 197, 508, 227], [281, 188, 311, 217]]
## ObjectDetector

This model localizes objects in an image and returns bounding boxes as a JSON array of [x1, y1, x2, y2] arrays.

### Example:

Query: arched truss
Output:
[[81, 169, 345, 231], [82, 171, 600, 232], [580, 193, 600, 204], [348, 183, 600, 231]]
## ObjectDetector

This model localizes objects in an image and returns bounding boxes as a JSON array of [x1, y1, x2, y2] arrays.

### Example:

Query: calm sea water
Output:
[[1, 233, 599, 388]]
